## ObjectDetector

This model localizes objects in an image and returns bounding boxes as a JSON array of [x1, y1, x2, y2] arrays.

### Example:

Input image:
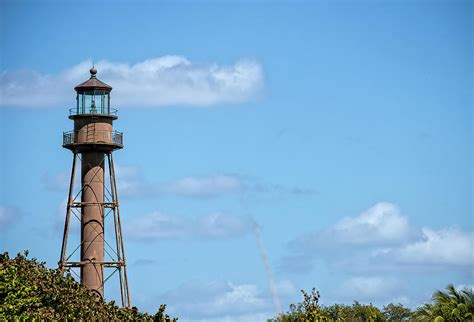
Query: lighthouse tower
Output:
[[59, 67, 130, 307]]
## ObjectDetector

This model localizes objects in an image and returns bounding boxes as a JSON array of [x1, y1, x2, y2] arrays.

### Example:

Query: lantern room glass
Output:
[[76, 91, 110, 114]]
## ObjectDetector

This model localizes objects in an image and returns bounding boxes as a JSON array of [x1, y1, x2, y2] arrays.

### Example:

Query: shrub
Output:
[[0, 251, 177, 321]]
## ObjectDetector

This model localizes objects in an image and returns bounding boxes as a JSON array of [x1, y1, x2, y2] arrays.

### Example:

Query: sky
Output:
[[0, 0, 472, 321]]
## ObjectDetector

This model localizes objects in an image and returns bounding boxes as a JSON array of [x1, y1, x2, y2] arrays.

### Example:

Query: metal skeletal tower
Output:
[[59, 67, 130, 307]]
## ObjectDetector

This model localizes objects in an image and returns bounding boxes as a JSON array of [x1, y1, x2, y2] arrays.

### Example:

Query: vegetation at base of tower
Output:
[[0, 251, 177, 321], [2, 251, 473, 322], [270, 285, 474, 322]]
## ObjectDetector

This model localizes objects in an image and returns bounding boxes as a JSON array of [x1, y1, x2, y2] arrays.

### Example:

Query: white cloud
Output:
[[281, 202, 473, 274], [330, 227, 474, 273], [288, 202, 413, 254], [125, 211, 254, 240], [0, 56, 264, 107], [0, 206, 18, 231], [395, 227, 474, 266], [331, 202, 411, 245], [152, 280, 276, 322]]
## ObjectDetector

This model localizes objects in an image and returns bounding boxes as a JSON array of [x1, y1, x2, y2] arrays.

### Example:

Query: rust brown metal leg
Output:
[[107, 152, 126, 307], [110, 152, 131, 308], [59, 152, 77, 272]]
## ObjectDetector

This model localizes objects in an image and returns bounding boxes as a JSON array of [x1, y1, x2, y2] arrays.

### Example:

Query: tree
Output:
[[0, 251, 177, 320], [270, 288, 385, 322], [382, 303, 412, 321], [413, 284, 474, 321]]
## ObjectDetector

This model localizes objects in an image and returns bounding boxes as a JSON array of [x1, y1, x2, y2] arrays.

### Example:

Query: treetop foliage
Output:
[[412, 284, 474, 321], [270, 285, 474, 322], [0, 251, 177, 321]]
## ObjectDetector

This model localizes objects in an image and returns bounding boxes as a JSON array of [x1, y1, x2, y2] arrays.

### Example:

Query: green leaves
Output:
[[413, 284, 474, 321], [274, 284, 474, 322], [271, 288, 388, 322], [382, 303, 412, 321], [0, 251, 177, 321]]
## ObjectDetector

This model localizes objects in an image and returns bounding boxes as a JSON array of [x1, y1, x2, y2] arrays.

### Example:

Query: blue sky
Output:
[[0, 0, 472, 321]]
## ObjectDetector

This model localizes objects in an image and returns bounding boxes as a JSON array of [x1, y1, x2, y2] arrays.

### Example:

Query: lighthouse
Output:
[[58, 67, 130, 307]]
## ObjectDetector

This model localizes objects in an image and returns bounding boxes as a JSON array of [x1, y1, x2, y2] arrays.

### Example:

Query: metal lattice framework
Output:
[[58, 152, 130, 307]]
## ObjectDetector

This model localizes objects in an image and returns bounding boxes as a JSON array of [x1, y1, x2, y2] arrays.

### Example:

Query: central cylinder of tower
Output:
[[81, 152, 105, 296]]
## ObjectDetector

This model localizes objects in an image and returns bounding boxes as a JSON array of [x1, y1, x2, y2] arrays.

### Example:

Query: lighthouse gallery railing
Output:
[[63, 130, 123, 146]]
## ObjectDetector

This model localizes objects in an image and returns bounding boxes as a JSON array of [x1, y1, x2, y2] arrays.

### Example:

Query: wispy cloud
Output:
[[43, 165, 315, 200], [116, 168, 244, 198], [0, 56, 264, 108], [43, 167, 245, 198], [125, 211, 254, 241], [144, 173, 314, 199], [41, 165, 317, 207]]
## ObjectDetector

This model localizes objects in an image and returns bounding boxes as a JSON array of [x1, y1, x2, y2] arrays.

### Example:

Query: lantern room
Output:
[[72, 67, 115, 115], [63, 67, 122, 151]]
